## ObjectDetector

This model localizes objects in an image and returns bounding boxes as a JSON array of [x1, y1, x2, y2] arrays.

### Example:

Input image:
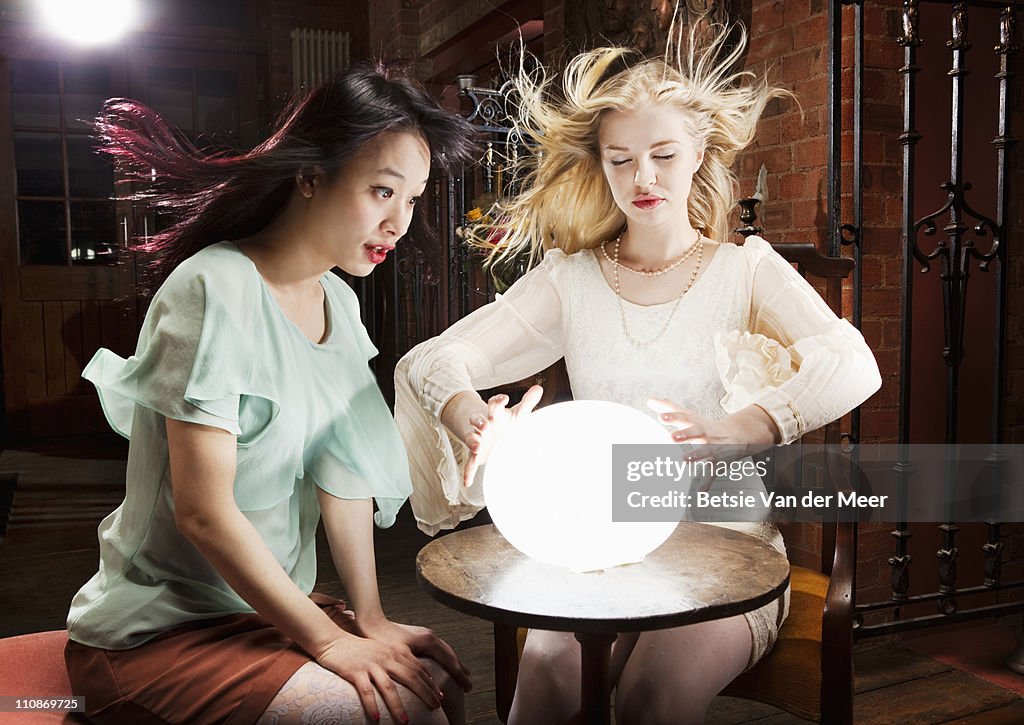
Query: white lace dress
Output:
[[394, 235, 881, 666]]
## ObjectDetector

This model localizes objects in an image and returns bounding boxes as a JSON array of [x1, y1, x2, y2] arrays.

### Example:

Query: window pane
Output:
[[67, 135, 113, 198], [197, 70, 239, 140], [14, 132, 64, 196], [10, 60, 60, 128], [63, 63, 112, 130], [19, 200, 67, 265], [149, 67, 193, 133], [70, 202, 117, 264]]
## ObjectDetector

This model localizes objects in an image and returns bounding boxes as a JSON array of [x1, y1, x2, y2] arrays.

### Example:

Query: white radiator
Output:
[[290, 28, 351, 92]]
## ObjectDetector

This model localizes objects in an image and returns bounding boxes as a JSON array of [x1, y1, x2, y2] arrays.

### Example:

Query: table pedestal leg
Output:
[[575, 632, 617, 725]]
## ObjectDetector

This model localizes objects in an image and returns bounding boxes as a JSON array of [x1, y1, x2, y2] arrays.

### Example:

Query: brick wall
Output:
[[738, 0, 903, 454], [736, 1, 906, 602], [267, 0, 369, 113], [367, 0, 418, 61]]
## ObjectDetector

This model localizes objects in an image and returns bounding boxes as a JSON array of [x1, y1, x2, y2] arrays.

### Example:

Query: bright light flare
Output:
[[39, 0, 139, 45], [483, 400, 681, 572]]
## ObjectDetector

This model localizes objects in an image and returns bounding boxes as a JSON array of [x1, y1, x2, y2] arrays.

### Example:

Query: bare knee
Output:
[[615, 620, 751, 725], [518, 630, 580, 691], [616, 678, 706, 725], [509, 631, 582, 725]]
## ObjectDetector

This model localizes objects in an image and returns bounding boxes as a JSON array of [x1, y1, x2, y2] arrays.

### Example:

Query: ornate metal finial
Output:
[[947, 2, 971, 51], [898, 0, 922, 47], [996, 6, 1017, 54]]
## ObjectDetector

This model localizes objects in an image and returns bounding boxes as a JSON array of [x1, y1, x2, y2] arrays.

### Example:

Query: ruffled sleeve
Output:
[[82, 248, 277, 441], [394, 249, 568, 535], [307, 276, 411, 528], [714, 237, 881, 444]]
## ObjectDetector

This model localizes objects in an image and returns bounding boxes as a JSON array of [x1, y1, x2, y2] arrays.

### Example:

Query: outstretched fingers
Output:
[[513, 384, 544, 416]]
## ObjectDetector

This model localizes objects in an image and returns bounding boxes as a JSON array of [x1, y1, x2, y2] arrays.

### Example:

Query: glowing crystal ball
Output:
[[483, 400, 681, 572]]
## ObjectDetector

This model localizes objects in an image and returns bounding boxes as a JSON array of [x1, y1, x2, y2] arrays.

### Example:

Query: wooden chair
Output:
[[720, 245, 856, 723], [492, 244, 858, 724]]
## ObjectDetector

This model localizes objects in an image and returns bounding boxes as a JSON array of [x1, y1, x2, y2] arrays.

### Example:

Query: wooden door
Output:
[[0, 50, 136, 439], [0, 45, 258, 439]]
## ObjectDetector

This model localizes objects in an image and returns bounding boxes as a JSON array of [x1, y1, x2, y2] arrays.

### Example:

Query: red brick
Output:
[[795, 136, 828, 169], [860, 255, 884, 287], [859, 527, 901, 557], [863, 286, 902, 315], [879, 166, 901, 194], [863, 101, 903, 133], [862, 318, 884, 348], [780, 110, 821, 143], [757, 116, 782, 146], [871, 347, 899, 376], [860, 407, 899, 440], [864, 4, 899, 37], [884, 256, 906, 289], [792, 198, 825, 228], [752, 1, 787, 34], [862, 193, 884, 226], [782, 0, 813, 26], [781, 47, 822, 83], [779, 171, 805, 199], [794, 74, 829, 106], [863, 68, 900, 102], [763, 202, 793, 230], [793, 15, 828, 51], [752, 26, 795, 62], [876, 319, 901, 348], [865, 36, 905, 70]]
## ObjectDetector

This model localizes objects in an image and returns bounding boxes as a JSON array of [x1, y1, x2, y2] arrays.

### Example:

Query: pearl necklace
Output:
[[601, 229, 702, 276], [612, 230, 704, 350]]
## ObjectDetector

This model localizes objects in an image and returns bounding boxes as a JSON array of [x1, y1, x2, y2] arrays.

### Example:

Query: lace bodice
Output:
[[565, 247, 744, 420]]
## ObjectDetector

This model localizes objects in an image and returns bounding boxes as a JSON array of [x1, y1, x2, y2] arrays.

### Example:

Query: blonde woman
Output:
[[395, 25, 880, 725]]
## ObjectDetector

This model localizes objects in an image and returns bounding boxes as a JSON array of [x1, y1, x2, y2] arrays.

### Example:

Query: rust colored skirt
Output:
[[64, 593, 355, 725]]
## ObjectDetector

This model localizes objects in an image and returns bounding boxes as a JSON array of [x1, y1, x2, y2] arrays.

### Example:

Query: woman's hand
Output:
[[443, 385, 544, 486], [647, 398, 780, 494], [313, 630, 443, 723], [358, 617, 473, 692], [647, 398, 780, 447]]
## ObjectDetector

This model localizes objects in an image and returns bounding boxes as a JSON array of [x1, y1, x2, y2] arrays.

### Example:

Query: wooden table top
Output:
[[416, 522, 790, 634]]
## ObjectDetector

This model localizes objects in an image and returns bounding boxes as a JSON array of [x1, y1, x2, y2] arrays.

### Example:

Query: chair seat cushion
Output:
[[721, 565, 828, 721], [0, 630, 82, 724]]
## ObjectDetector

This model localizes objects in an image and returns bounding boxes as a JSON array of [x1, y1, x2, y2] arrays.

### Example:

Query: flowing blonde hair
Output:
[[473, 23, 790, 269]]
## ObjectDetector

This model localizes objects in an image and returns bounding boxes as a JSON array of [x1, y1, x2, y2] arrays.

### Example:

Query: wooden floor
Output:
[[2, 446, 1023, 724]]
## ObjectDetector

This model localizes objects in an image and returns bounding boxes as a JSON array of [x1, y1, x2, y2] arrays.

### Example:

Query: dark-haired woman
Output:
[[64, 64, 474, 725]]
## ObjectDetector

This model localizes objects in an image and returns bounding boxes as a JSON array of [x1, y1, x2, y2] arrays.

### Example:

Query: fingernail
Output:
[[662, 413, 672, 420], [439, 690, 445, 699]]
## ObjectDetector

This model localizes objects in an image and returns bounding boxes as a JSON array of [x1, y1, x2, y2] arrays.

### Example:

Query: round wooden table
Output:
[[416, 522, 790, 725]]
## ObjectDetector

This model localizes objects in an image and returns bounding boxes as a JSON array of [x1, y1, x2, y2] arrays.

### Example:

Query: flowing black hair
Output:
[[97, 60, 476, 287]]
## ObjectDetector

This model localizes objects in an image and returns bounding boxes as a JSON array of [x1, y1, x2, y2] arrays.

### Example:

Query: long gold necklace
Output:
[[612, 230, 704, 350], [601, 229, 702, 276]]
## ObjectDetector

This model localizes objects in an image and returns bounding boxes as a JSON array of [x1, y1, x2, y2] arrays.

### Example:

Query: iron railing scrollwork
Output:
[[854, 0, 1022, 641]]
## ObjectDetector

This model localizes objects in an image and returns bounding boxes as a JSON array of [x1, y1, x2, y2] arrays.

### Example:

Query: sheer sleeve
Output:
[[715, 237, 881, 444], [82, 252, 276, 441], [395, 249, 568, 534]]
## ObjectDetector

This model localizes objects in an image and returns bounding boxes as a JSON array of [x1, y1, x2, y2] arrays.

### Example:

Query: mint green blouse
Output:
[[67, 242, 412, 650]]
